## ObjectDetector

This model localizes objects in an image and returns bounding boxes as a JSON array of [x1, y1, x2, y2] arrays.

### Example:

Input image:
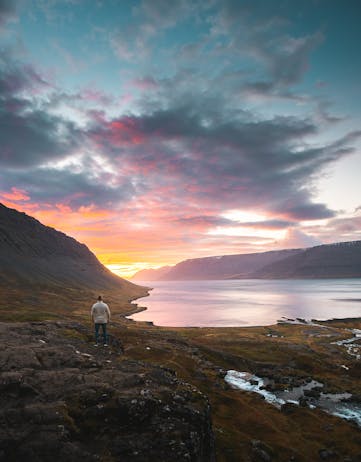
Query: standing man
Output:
[[91, 295, 111, 346]]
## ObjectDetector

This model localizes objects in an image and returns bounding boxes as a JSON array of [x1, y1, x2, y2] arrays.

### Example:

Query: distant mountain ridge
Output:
[[132, 241, 361, 281], [132, 266, 173, 281], [132, 249, 303, 281], [0, 203, 139, 293], [253, 240, 361, 279]]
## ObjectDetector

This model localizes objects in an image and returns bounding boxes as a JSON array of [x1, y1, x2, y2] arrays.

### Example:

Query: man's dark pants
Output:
[[95, 323, 107, 344]]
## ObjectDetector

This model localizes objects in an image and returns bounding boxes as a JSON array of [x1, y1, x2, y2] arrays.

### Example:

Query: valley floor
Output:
[[118, 316, 361, 461]]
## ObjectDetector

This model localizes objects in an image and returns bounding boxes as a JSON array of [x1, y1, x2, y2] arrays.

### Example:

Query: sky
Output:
[[0, 0, 361, 278]]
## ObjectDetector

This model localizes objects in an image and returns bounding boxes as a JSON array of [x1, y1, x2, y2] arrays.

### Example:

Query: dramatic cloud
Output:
[[85, 103, 357, 224], [0, 0, 360, 275], [0, 53, 81, 168]]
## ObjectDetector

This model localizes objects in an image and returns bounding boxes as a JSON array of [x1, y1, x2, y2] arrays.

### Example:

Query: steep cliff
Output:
[[0, 203, 137, 291]]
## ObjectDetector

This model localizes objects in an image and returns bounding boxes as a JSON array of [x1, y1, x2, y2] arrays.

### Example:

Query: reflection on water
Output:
[[129, 279, 361, 327]]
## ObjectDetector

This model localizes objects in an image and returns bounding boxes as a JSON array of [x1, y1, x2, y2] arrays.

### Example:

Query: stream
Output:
[[225, 371, 361, 427]]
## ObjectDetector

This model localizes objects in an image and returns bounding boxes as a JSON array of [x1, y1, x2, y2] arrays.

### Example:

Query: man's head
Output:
[[97, 295, 102, 301]]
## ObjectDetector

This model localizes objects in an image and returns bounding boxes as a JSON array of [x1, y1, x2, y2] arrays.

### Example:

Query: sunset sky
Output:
[[0, 0, 360, 278]]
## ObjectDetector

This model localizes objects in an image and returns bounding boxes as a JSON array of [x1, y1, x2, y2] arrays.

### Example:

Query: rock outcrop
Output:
[[0, 321, 215, 462]]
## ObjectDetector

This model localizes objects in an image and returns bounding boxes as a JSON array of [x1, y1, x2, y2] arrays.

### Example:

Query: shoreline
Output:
[[120, 286, 152, 319], [123, 293, 361, 330], [123, 279, 361, 329], [122, 302, 148, 319]]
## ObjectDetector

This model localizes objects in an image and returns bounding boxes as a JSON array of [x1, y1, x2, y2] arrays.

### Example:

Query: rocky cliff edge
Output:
[[0, 321, 215, 462]]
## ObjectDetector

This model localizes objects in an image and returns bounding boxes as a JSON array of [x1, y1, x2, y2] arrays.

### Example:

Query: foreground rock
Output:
[[0, 321, 215, 462]]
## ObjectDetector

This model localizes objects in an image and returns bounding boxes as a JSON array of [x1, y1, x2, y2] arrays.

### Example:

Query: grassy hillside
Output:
[[0, 203, 149, 321]]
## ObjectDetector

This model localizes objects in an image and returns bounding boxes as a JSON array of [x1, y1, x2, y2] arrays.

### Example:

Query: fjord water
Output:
[[130, 279, 361, 327]]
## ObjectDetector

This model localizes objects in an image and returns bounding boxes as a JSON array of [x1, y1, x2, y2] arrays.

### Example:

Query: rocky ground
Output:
[[0, 321, 215, 462], [2, 312, 361, 461]]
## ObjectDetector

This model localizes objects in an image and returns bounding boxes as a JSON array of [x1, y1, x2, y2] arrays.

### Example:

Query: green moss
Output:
[[0, 308, 61, 322], [61, 328, 87, 341]]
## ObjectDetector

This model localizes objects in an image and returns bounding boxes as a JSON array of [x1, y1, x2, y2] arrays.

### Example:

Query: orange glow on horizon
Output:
[[0, 193, 333, 279]]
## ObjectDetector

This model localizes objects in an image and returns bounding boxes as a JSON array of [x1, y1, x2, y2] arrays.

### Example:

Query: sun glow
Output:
[[105, 261, 167, 279], [106, 264, 136, 279], [207, 226, 286, 240], [211, 209, 284, 240], [221, 210, 267, 223]]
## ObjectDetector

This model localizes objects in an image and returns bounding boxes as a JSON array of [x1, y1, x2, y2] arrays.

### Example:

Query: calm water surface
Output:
[[129, 279, 361, 327]]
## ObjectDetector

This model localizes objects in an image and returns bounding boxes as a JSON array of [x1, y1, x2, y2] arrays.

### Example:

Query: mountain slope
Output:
[[132, 249, 303, 280], [132, 240, 361, 281], [0, 203, 143, 295], [132, 266, 172, 281], [252, 240, 361, 279]]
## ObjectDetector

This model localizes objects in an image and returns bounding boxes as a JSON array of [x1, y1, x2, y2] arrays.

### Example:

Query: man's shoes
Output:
[[94, 343, 99, 347], [103, 344, 108, 347]]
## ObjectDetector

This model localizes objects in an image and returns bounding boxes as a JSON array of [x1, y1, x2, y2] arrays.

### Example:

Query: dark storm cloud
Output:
[[0, 0, 17, 25], [278, 201, 335, 221], [0, 53, 81, 168], [86, 96, 360, 220], [0, 165, 137, 208], [0, 55, 141, 208], [0, 109, 80, 167]]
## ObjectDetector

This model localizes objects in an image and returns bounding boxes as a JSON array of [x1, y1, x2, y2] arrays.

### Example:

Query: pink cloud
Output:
[[90, 116, 145, 149], [118, 93, 133, 105], [109, 119, 144, 145], [278, 228, 321, 249], [80, 87, 112, 105], [55, 203, 72, 214], [0, 187, 30, 202], [130, 77, 158, 91], [303, 210, 361, 244]]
